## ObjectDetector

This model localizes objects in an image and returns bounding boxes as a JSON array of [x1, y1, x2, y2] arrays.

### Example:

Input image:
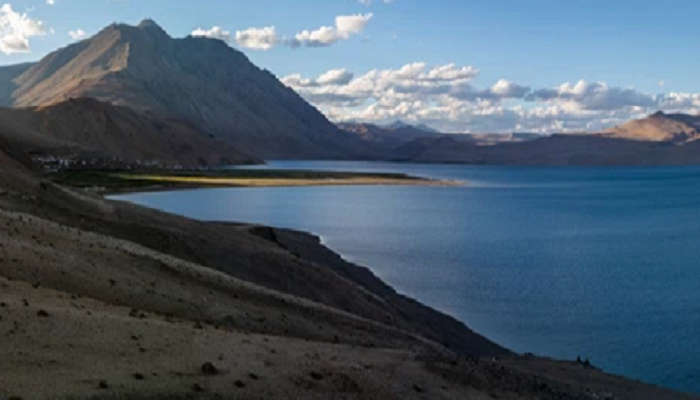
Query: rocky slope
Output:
[[603, 111, 700, 143], [0, 20, 372, 160], [0, 137, 696, 399], [0, 97, 258, 168]]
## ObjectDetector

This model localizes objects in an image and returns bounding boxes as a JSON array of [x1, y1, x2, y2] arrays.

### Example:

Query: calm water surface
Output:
[[111, 161, 700, 393]]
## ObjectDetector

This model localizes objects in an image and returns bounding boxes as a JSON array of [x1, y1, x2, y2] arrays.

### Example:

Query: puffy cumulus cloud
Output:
[[68, 28, 86, 40], [290, 13, 372, 47], [203, 14, 373, 51], [283, 62, 480, 111], [235, 26, 277, 50], [283, 63, 696, 133], [657, 92, 700, 114], [191, 26, 231, 42], [317, 68, 354, 85], [489, 79, 530, 98], [528, 80, 656, 111], [0, 4, 46, 54]]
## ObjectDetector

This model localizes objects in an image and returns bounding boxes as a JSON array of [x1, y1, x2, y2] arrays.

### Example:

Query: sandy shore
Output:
[[48, 169, 463, 194]]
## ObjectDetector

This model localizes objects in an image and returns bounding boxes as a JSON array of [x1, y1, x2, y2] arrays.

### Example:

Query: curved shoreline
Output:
[[49, 169, 464, 195], [0, 165, 687, 397]]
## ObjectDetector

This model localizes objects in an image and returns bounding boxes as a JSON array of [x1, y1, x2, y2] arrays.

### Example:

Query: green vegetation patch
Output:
[[48, 168, 425, 193]]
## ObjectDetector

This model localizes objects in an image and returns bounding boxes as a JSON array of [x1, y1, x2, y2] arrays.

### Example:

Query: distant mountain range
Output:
[[339, 121, 544, 150], [385, 112, 700, 165], [0, 19, 699, 167]]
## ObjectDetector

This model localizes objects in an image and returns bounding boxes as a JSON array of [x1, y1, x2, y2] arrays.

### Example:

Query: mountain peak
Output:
[[0, 19, 371, 159], [135, 18, 169, 38], [138, 18, 161, 29]]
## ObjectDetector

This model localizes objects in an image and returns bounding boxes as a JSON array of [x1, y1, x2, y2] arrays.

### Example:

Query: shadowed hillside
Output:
[[0, 98, 258, 168], [0, 20, 374, 160]]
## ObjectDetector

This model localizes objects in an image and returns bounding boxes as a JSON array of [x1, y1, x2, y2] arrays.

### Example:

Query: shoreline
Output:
[[0, 162, 692, 398], [48, 168, 464, 195], [102, 188, 698, 397]]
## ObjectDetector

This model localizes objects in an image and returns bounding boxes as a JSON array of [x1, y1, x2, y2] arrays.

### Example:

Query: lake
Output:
[[110, 161, 700, 394]]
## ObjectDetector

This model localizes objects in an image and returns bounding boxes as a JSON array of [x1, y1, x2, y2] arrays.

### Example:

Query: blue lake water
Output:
[[110, 161, 700, 394]]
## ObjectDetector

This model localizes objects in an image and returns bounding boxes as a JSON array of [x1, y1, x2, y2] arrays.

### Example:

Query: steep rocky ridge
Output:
[[0, 20, 373, 160]]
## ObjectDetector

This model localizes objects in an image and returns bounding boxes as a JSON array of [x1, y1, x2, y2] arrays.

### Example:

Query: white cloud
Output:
[[0, 4, 46, 54], [235, 26, 277, 50], [68, 28, 86, 40], [527, 80, 655, 111], [283, 62, 693, 133], [202, 14, 373, 52], [191, 26, 231, 42], [46, 0, 55, 5], [290, 13, 372, 47], [317, 68, 354, 85]]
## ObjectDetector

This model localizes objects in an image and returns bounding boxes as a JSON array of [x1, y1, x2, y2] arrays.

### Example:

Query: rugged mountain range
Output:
[[339, 121, 543, 152], [0, 19, 372, 161], [0, 18, 699, 167], [386, 112, 700, 165], [338, 121, 443, 150]]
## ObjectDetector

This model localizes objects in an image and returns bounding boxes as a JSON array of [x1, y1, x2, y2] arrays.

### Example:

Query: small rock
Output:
[[132, 373, 145, 380], [37, 310, 50, 318], [192, 383, 204, 392], [98, 380, 109, 389], [249, 373, 259, 380], [234, 380, 245, 388], [201, 362, 219, 376], [413, 384, 424, 393], [310, 372, 324, 380]]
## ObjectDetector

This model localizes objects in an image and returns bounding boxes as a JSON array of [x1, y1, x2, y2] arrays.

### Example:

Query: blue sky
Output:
[[1, 0, 700, 132]]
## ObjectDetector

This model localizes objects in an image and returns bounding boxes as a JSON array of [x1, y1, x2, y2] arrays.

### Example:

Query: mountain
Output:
[[384, 120, 439, 133], [340, 121, 544, 154], [338, 121, 443, 150], [384, 112, 700, 165], [0, 98, 257, 168], [391, 130, 700, 166], [603, 111, 700, 143], [0, 19, 372, 160]]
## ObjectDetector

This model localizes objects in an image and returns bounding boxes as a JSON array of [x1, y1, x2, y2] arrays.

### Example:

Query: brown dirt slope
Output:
[[0, 98, 258, 167], [0, 149, 695, 399], [603, 111, 700, 143]]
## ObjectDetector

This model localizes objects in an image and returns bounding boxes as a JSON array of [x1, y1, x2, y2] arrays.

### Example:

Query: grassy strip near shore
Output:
[[48, 168, 456, 193]]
